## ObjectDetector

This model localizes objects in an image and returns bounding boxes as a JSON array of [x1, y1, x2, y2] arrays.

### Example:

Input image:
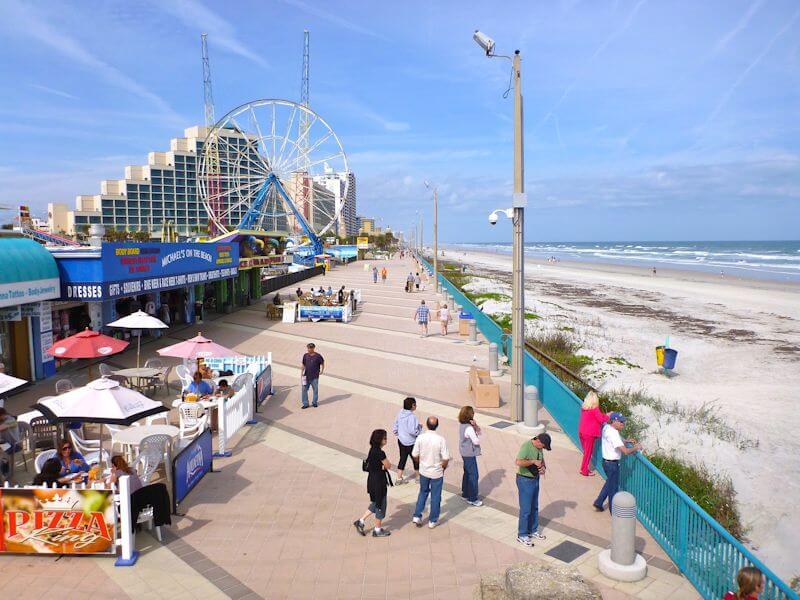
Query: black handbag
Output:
[[362, 458, 369, 472]]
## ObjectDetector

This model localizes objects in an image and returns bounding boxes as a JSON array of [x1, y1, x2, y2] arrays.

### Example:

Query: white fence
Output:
[[215, 374, 255, 457]]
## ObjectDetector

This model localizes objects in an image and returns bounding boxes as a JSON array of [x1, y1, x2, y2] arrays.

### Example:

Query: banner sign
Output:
[[0, 488, 116, 555], [298, 305, 344, 320], [255, 364, 273, 407], [356, 237, 370, 250], [60, 242, 240, 301], [0, 306, 21, 321], [172, 427, 213, 509], [239, 255, 285, 269]]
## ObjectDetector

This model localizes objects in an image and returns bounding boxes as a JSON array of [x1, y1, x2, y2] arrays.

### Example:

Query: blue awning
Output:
[[0, 237, 60, 307]]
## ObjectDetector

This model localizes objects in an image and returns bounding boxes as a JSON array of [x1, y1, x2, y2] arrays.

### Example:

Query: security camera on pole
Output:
[[474, 30, 529, 424]]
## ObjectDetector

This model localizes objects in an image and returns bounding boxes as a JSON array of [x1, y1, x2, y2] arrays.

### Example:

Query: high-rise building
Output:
[[312, 165, 357, 237], [49, 126, 285, 237], [359, 217, 376, 234]]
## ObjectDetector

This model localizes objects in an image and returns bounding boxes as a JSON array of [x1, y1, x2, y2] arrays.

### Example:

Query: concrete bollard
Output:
[[466, 319, 479, 345], [516, 386, 545, 435], [488, 343, 502, 376], [598, 492, 647, 582]]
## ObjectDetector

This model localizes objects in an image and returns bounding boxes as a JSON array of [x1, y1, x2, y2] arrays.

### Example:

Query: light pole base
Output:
[[466, 339, 480, 346], [516, 422, 545, 437], [598, 550, 647, 582]]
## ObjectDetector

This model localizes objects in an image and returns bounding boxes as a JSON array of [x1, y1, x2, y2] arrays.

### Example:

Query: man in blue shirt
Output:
[[187, 371, 213, 397]]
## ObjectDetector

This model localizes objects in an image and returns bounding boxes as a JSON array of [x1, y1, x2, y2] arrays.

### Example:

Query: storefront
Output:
[[51, 241, 239, 340], [0, 236, 61, 381]]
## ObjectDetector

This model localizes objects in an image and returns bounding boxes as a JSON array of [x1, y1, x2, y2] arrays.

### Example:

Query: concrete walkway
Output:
[[0, 257, 699, 599]]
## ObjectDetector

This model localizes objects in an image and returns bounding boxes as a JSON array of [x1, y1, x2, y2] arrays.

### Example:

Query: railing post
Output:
[[114, 475, 138, 566], [214, 397, 231, 457], [678, 499, 689, 574]]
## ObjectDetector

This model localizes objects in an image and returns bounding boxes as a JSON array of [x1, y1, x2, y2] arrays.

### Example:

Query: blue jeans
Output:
[[461, 456, 479, 502], [414, 475, 443, 523], [516, 474, 540, 537], [594, 459, 620, 513], [301, 377, 319, 407]]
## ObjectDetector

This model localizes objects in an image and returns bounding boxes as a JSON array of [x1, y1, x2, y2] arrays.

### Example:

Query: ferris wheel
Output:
[[197, 99, 349, 242]]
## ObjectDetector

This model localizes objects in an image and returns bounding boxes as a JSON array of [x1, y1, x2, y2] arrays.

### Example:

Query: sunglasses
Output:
[[61, 446, 71, 451]]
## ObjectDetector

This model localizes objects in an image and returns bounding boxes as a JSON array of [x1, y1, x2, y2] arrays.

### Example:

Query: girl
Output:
[[723, 566, 764, 599], [107, 455, 144, 494], [439, 303, 451, 336], [353, 429, 393, 537]]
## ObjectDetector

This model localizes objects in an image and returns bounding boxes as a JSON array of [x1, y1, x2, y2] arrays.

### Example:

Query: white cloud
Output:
[[276, 0, 384, 40], [1, 0, 178, 120], [150, 0, 268, 69], [713, 0, 766, 54], [29, 84, 79, 101]]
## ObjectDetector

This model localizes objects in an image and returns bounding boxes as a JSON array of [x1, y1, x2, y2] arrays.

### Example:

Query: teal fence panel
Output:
[[417, 253, 797, 600]]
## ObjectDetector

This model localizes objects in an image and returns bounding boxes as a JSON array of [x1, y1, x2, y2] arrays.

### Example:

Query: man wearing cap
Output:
[[514, 433, 552, 547], [593, 412, 641, 513]]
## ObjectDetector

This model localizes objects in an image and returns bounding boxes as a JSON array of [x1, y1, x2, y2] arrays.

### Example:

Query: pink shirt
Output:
[[578, 407, 609, 438]]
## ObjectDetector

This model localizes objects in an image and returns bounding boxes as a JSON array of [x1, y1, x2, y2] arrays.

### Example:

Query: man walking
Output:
[[414, 300, 430, 337], [300, 343, 325, 409], [593, 412, 640, 513], [412, 416, 450, 528], [372, 266, 378, 284], [515, 433, 552, 546], [406, 272, 414, 293]]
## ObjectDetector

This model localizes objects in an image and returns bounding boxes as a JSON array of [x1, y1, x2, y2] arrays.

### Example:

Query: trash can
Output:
[[655, 346, 665, 366], [459, 311, 473, 336], [663, 348, 678, 370]]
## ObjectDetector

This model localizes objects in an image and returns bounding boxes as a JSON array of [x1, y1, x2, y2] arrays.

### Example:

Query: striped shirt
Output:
[[415, 305, 430, 323]]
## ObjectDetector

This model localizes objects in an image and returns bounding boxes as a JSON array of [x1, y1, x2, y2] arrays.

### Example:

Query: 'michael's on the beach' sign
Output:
[[0, 488, 116, 555]]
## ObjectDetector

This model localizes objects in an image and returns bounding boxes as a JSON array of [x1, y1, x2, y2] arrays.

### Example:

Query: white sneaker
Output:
[[530, 531, 546, 540], [428, 521, 437, 529], [412, 517, 422, 527], [468, 500, 484, 507]]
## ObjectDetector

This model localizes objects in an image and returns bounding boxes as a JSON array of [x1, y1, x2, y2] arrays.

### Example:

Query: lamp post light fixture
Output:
[[424, 180, 439, 292], [475, 29, 527, 423]]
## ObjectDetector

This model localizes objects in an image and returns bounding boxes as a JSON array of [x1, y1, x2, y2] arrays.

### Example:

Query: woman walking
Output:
[[381, 266, 388, 284], [459, 406, 483, 506], [354, 429, 393, 537], [439, 303, 451, 336], [392, 397, 422, 484], [578, 391, 609, 476]]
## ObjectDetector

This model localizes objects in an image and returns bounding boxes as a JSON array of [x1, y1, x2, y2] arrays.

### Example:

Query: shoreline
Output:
[[435, 245, 800, 578], [444, 243, 800, 290]]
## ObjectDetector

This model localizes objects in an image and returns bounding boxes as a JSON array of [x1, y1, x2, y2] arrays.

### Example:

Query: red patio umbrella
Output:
[[47, 328, 129, 359]]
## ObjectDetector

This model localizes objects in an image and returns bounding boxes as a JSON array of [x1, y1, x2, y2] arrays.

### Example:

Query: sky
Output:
[[0, 0, 798, 243]]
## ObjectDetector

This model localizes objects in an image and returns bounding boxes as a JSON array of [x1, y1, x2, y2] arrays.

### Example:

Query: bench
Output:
[[467, 366, 500, 408]]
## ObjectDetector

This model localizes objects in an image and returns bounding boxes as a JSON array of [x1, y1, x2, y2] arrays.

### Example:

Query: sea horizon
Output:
[[444, 240, 800, 282]]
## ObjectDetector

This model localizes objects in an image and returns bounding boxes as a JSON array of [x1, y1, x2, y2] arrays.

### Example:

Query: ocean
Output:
[[454, 241, 800, 282]]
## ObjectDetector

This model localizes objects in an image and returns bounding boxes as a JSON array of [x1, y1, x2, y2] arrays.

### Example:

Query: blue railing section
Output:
[[416, 253, 797, 600]]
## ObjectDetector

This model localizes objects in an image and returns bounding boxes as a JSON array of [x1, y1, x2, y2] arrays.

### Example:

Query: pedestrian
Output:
[[300, 342, 325, 409], [353, 429, 393, 538], [337, 285, 346, 305], [723, 566, 764, 600], [458, 406, 483, 507], [372, 266, 378, 283], [381, 266, 387, 284], [296, 287, 303, 299], [325, 286, 333, 296], [392, 397, 423, 484], [515, 433, 551, 546], [438, 303, 451, 336], [592, 412, 641, 513], [406, 272, 414, 293], [578, 391, 609, 477], [414, 299, 430, 337], [415, 272, 421, 291], [412, 416, 450, 528]]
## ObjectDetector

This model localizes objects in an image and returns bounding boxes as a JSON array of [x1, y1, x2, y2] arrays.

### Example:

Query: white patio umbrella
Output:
[[33, 377, 169, 466], [107, 310, 168, 368], [0, 372, 27, 396]]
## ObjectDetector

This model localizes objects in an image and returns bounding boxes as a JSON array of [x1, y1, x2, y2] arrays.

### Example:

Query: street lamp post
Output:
[[425, 181, 438, 290], [474, 30, 527, 423]]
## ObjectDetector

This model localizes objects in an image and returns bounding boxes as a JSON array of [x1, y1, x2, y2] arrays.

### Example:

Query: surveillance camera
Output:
[[473, 30, 495, 56], [488, 212, 498, 225]]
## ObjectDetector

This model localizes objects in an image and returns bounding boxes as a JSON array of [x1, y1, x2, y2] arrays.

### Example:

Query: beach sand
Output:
[[443, 245, 800, 578]]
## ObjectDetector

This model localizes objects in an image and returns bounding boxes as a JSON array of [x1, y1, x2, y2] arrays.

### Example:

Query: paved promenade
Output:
[[0, 258, 699, 599]]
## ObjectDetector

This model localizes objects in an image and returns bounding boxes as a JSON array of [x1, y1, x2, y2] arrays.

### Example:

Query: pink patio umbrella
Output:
[[156, 332, 241, 360]]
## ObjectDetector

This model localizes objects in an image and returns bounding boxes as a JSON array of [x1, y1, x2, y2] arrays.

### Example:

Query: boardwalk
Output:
[[0, 258, 699, 599]]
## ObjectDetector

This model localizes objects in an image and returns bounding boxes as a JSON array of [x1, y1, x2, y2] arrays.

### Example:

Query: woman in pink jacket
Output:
[[578, 391, 609, 476]]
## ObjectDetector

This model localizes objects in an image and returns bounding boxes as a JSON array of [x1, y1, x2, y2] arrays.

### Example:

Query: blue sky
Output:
[[0, 0, 798, 242]]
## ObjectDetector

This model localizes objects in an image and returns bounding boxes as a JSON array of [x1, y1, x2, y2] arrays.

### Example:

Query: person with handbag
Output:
[[354, 429, 393, 538]]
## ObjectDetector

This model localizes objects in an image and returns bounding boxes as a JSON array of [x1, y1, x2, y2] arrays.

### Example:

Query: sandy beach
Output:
[[442, 245, 800, 578]]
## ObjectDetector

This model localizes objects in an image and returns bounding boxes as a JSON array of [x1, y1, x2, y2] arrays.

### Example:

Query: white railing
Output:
[[215, 376, 254, 457], [203, 354, 272, 375]]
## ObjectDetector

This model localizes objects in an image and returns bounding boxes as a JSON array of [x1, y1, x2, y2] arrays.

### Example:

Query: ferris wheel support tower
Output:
[[201, 33, 223, 234]]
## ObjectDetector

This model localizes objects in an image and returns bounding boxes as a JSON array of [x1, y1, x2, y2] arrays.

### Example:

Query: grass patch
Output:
[[559, 326, 575, 332], [490, 312, 541, 332], [527, 331, 593, 374], [607, 356, 641, 369], [469, 292, 511, 305], [649, 453, 745, 540]]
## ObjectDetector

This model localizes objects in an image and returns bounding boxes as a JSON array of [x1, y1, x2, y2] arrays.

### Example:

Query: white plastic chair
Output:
[[144, 358, 164, 369], [175, 364, 193, 391], [178, 403, 207, 440], [98, 363, 115, 378], [35, 449, 58, 473], [135, 434, 172, 484], [55, 378, 74, 395], [69, 430, 109, 465], [145, 412, 170, 426]]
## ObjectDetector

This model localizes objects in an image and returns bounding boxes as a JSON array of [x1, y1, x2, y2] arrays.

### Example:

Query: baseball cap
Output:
[[534, 433, 552, 451], [609, 412, 627, 423]]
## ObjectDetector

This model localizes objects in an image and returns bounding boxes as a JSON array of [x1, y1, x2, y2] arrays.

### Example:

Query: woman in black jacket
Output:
[[353, 429, 392, 537]]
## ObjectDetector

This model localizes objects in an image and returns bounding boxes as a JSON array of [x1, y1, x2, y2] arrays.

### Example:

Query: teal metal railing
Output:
[[417, 253, 797, 600]]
